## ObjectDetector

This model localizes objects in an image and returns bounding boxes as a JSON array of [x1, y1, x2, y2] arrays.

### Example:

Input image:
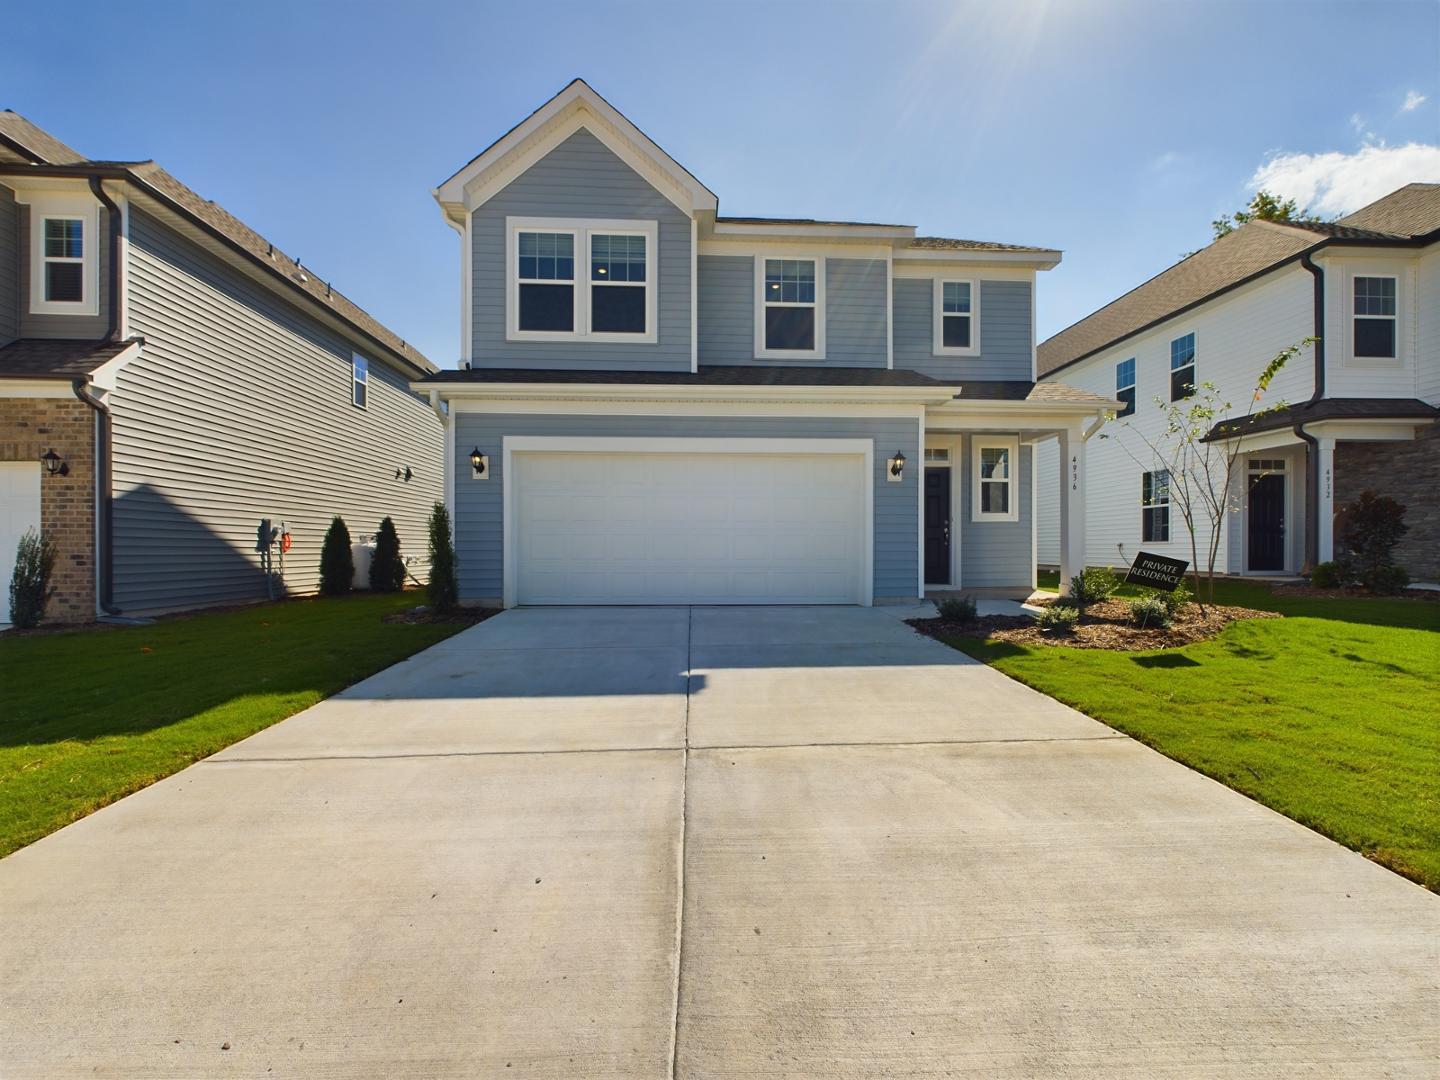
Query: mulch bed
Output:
[[380, 605, 501, 627], [909, 596, 1281, 651]]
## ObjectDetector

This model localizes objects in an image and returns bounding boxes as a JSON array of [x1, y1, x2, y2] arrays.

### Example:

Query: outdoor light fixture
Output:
[[40, 448, 68, 478], [395, 466, 413, 482], [888, 450, 906, 482], [470, 447, 489, 479]]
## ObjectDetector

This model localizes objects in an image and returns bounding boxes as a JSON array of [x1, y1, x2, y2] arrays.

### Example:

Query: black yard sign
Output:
[[1125, 552, 1190, 591]]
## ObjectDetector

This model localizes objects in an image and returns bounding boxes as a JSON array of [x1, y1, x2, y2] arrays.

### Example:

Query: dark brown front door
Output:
[[924, 468, 951, 585], [1248, 473, 1285, 571]]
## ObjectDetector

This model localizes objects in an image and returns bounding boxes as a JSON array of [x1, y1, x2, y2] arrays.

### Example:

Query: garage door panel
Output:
[[513, 451, 866, 605]]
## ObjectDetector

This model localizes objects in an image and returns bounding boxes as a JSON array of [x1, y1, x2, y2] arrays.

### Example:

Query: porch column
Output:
[[1057, 422, 1086, 595], [1316, 435, 1336, 563]]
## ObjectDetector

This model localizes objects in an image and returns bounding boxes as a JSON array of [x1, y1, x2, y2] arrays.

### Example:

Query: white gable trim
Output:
[[434, 80, 717, 220]]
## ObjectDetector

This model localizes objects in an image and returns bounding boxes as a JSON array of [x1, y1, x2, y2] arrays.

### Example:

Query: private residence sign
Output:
[[1125, 552, 1189, 591]]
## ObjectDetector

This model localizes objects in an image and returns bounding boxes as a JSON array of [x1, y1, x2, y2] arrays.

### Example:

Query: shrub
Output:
[[1067, 566, 1118, 604], [1309, 561, 1347, 589], [1139, 581, 1192, 617], [935, 595, 978, 623], [319, 516, 354, 596], [1128, 595, 1173, 629], [369, 517, 405, 593], [1367, 564, 1410, 595], [1037, 604, 1079, 633], [1338, 491, 1408, 593], [426, 502, 459, 614], [8, 529, 57, 629]]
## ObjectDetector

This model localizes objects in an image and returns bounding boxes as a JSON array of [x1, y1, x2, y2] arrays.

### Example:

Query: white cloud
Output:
[[1148, 150, 1181, 173], [1402, 90, 1427, 112], [1249, 142, 1440, 215]]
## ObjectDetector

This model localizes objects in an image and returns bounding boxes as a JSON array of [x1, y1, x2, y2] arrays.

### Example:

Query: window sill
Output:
[[29, 299, 99, 318], [971, 511, 1019, 524], [507, 330, 659, 345], [754, 350, 826, 361], [931, 347, 980, 358]]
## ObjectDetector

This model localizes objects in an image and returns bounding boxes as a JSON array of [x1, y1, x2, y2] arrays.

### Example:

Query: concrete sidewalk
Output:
[[1, 606, 1436, 1078]]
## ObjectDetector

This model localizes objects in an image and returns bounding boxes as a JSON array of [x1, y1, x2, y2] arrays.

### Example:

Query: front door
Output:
[[924, 467, 951, 585], [1248, 471, 1286, 572]]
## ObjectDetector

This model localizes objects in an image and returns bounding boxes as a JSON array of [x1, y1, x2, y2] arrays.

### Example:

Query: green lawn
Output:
[[0, 593, 466, 859], [950, 575, 1440, 890]]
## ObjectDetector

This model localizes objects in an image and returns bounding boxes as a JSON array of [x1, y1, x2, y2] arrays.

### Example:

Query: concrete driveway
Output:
[[2, 606, 1436, 1078]]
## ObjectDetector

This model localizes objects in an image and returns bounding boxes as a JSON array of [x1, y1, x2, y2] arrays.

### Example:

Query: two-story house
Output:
[[415, 81, 1114, 608], [1034, 184, 1439, 582], [0, 111, 443, 624]]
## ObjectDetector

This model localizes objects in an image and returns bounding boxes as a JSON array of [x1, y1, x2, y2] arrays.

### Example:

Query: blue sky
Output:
[[7, 0, 1439, 367]]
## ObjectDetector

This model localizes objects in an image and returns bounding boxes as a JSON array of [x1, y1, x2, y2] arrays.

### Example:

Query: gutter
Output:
[[1294, 252, 1326, 571]]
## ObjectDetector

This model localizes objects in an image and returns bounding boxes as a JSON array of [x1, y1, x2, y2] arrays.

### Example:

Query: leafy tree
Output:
[[369, 516, 406, 593], [319, 516, 354, 596], [426, 502, 459, 613], [8, 529, 57, 629], [1212, 190, 1323, 240], [1337, 491, 1409, 592]]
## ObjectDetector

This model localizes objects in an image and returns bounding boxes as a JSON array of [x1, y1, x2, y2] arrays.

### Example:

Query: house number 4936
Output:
[[1071, 455, 1079, 491]]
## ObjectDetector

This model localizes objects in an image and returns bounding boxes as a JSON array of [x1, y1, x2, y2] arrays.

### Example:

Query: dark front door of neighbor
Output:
[[924, 468, 951, 585], [1249, 473, 1285, 571]]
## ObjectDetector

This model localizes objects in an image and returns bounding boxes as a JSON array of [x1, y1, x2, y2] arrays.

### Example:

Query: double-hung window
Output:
[[28, 196, 99, 316], [1169, 332, 1196, 401], [1142, 470, 1170, 542], [1353, 276, 1397, 358], [352, 353, 369, 409], [1115, 357, 1136, 418], [971, 436, 1019, 522], [508, 218, 657, 342], [755, 256, 824, 358], [43, 218, 85, 304], [933, 279, 979, 355]]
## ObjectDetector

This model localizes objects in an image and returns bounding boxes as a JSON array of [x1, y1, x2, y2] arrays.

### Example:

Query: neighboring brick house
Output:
[[0, 112, 443, 624], [1035, 184, 1440, 582]]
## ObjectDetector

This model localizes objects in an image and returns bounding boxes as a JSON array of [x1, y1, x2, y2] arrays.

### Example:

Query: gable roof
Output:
[[0, 111, 434, 375], [1037, 184, 1440, 379]]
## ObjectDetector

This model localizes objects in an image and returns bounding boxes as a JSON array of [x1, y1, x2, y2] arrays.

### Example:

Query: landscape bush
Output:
[[935, 595, 978, 623], [1067, 566, 1119, 604], [369, 517, 405, 593], [1309, 561, 1347, 589], [426, 502, 459, 613], [8, 529, 57, 629], [319, 516, 354, 596], [1037, 604, 1080, 633], [1338, 491, 1409, 593], [1128, 595, 1173, 629]]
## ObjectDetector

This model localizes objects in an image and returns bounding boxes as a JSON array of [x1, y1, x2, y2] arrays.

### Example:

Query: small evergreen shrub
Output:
[[935, 595, 978, 623], [1128, 595, 1172, 629], [1037, 604, 1079, 633], [426, 502, 459, 613], [8, 529, 57, 629], [1367, 564, 1410, 595], [1338, 491, 1409, 593], [1137, 582, 1192, 617], [319, 516, 354, 596], [369, 516, 405, 593], [1309, 561, 1347, 589], [1067, 566, 1118, 604]]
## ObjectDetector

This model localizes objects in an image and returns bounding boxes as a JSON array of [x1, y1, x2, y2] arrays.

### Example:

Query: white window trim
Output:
[[1348, 271, 1400, 364], [352, 352, 369, 409], [753, 253, 826, 360], [970, 435, 1019, 523], [1115, 357, 1136, 417], [932, 278, 980, 357], [28, 195, 100, 317], [504, 216, 658, 345], [1141, 469, 1171, 543], [1169, 331, 1197, 401]]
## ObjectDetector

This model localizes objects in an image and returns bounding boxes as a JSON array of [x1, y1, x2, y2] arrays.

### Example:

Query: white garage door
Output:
[[513, 451, 867, 605], [1, 462, 43, 625]]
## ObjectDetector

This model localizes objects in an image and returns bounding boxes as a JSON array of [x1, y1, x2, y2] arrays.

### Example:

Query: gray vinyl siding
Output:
[[0, 185, 17, 345], [17, 203, 111, 339], [470, 128, 691, 371], [452, 413, 921, 602], [958, 439, 1033, 588], [893, 278, 1033, 381], [696, 255, 888, 367], [109, 208, 443, 613]]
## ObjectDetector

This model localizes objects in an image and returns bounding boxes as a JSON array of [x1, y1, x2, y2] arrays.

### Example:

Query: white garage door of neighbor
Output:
[[1, 462, 43, 625], [513, 451, 868, 605]]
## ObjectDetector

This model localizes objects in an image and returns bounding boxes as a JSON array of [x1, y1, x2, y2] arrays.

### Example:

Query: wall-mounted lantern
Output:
[[40, 448, 69, 478], [887, 450, 906, 482], [395, 466, 413, 482], [470, 447, 489, 479]]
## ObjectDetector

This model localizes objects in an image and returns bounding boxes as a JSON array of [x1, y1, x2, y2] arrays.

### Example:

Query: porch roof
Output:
[[1204, 398, 1440, 442]]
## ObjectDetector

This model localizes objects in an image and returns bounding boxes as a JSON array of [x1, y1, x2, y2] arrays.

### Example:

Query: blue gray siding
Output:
[[17, 203, 111, 340], [452, 413, 921, 602], [110, 208, 443, 613], [957, 439, 1033, 588], [470, 128, 691, 371], [0, 184, 17, 345], [894, 278, 1033, 381], [696, 255, 888, 366]]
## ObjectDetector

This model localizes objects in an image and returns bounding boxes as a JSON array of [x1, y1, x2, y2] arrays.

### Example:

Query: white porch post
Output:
[[1057, 422, 1086, 595], [1316, 436, 1336, 563]]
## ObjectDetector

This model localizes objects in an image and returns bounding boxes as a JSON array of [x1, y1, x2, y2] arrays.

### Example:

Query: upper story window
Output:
[[1115, 357, 1136, 418], [27, 194, 100, 317], [1169, 332, 1196, 401], [506, 217, 657, 344], [352, 353, 368, 409], [933, 279, 980, 356], [1353, 275, 1397, 359], [43, 218, 85, 303], [1142, 469, 1170, 542], [971, 436, 1019, 523], [754, 256, 825, 359]]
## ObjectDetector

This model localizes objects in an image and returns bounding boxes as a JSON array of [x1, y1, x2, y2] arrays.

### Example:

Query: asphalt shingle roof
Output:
[[1205, 397, 1440, 441], [0, 338, 137, 379]]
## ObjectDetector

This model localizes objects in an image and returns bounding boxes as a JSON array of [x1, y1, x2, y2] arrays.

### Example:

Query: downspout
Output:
[[1295, 252, 1325, 571], [82, 175, 124, 614]]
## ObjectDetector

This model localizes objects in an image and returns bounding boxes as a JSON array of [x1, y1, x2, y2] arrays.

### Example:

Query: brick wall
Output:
[[0, 396, 96, 622], [1334, 423, 1440, 581]]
